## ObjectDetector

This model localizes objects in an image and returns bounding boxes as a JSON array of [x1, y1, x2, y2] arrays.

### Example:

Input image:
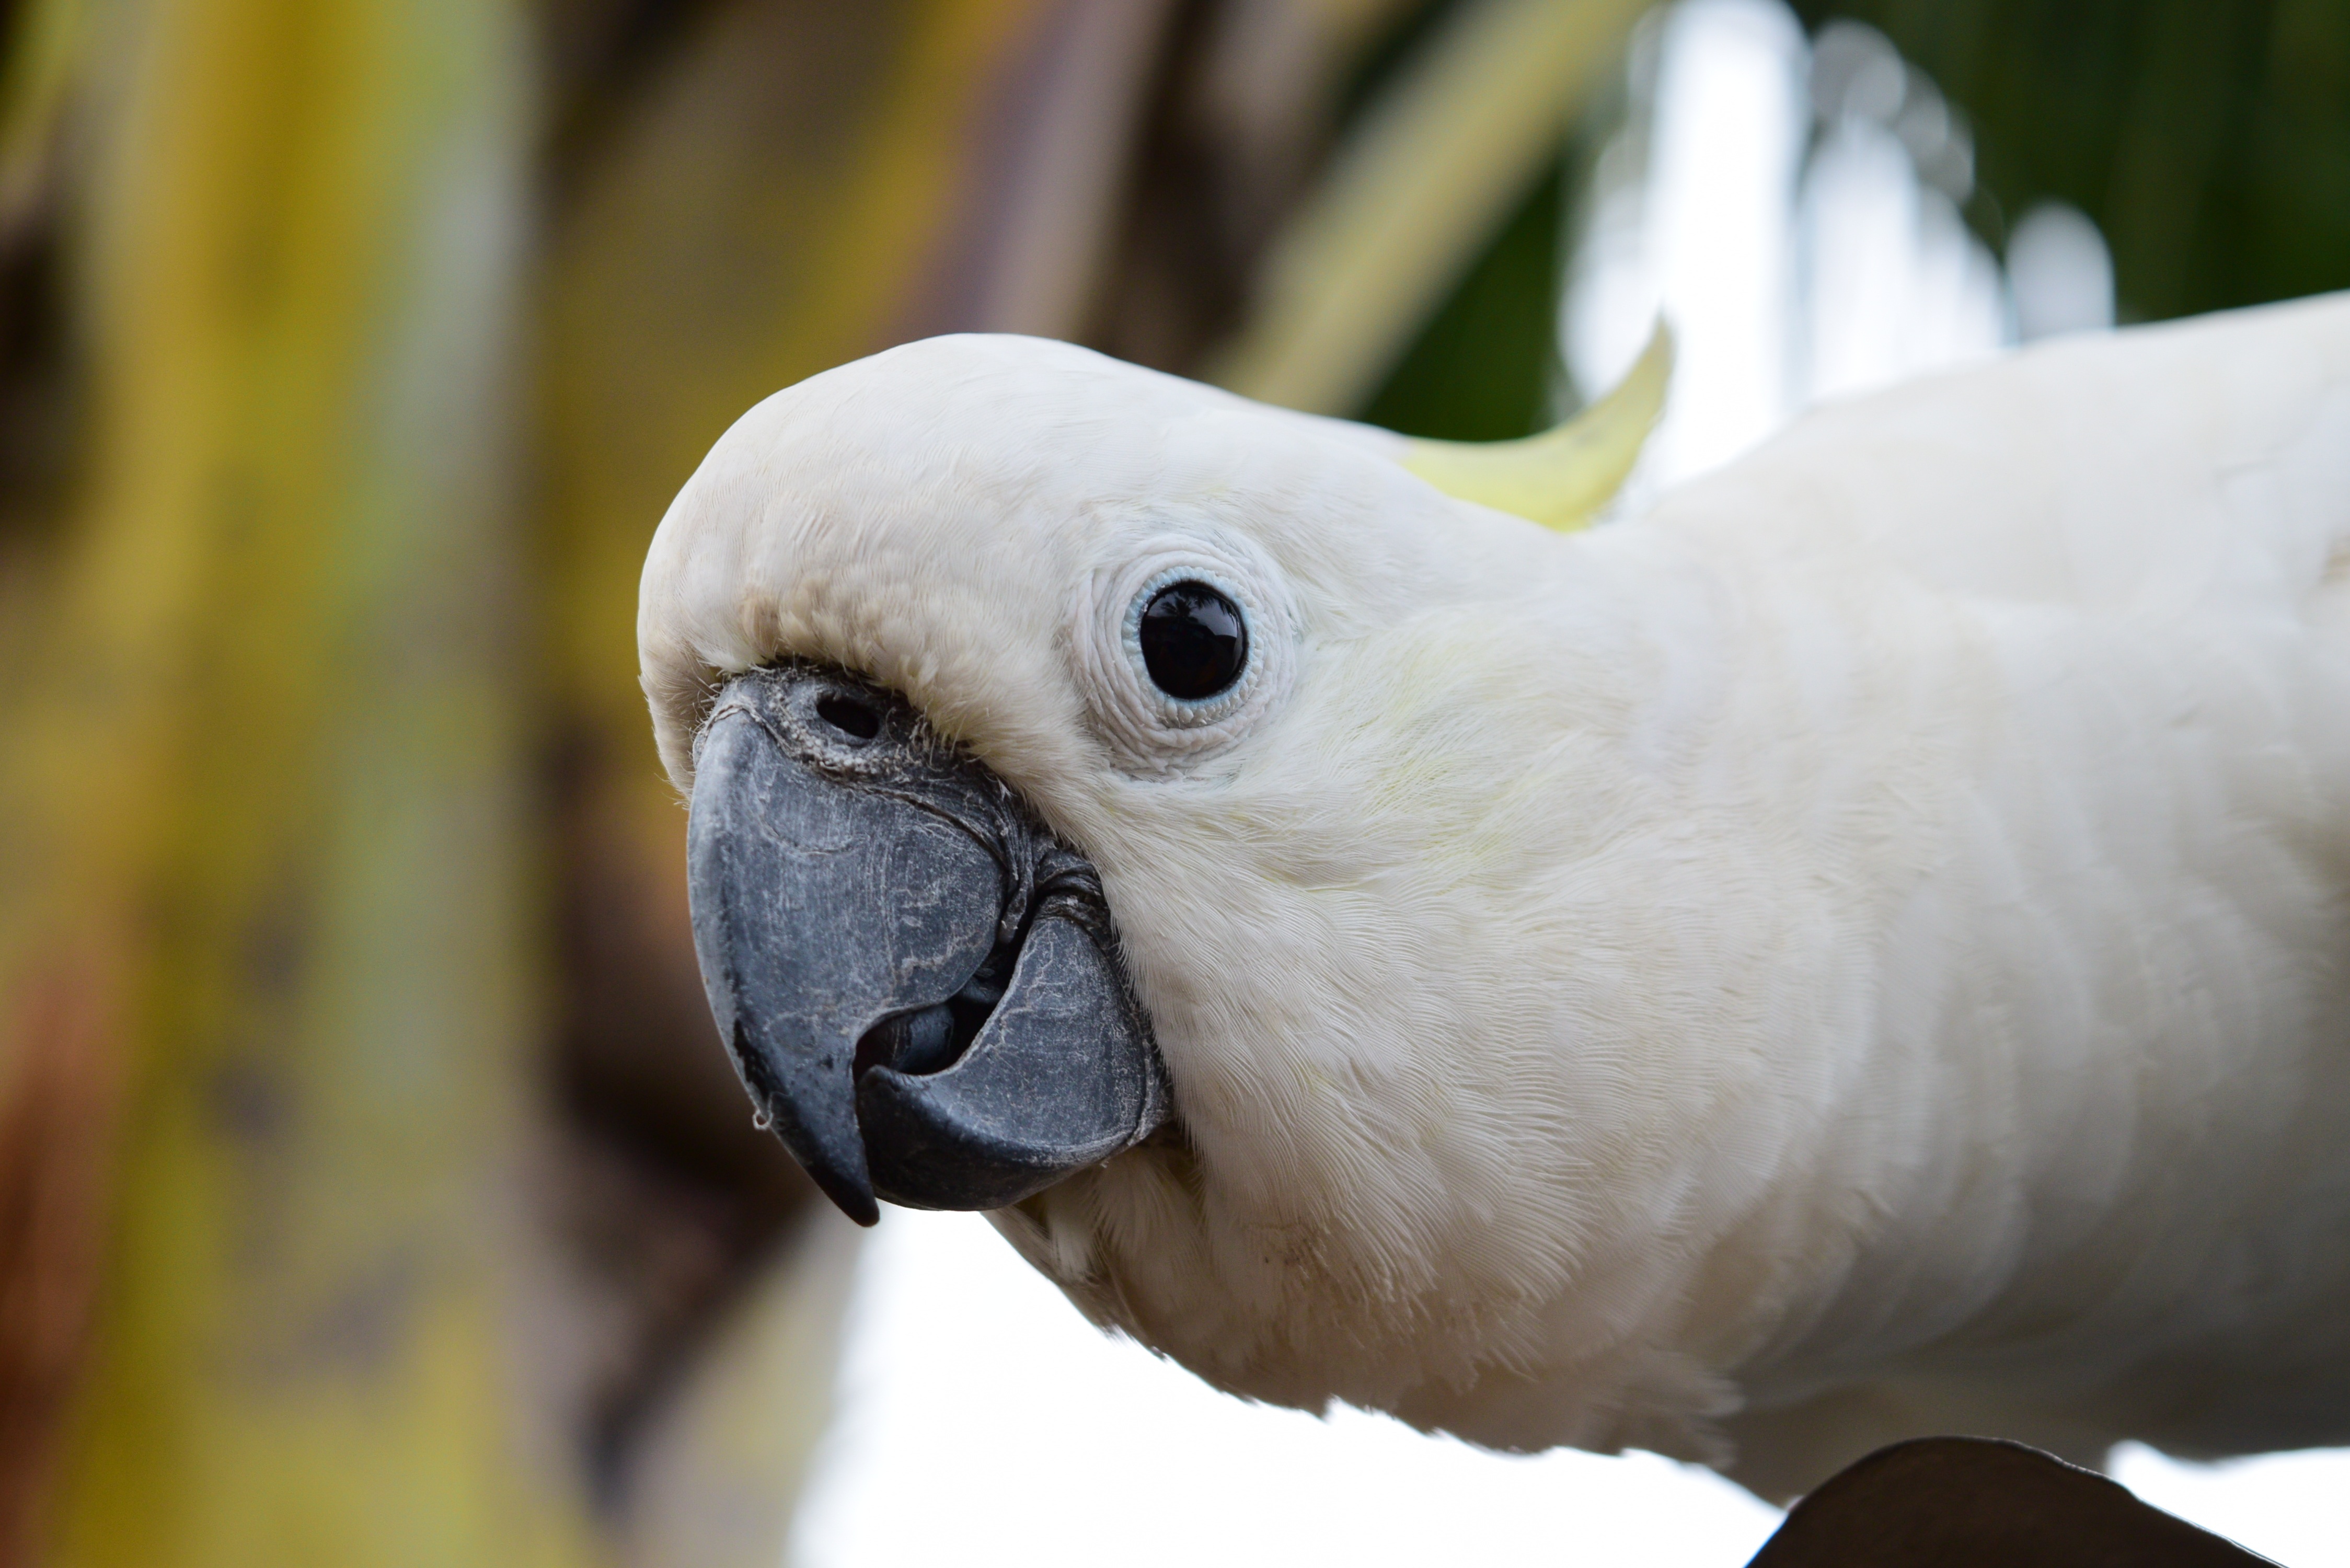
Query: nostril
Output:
[[815, 692, 883, 741]]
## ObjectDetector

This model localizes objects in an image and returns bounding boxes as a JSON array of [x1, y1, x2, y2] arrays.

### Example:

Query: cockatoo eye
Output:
[[1075, 529, 1294, 772], [1138, 581, 1247, 699]]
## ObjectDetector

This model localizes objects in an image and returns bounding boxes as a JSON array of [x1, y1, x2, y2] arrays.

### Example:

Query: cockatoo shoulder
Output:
[[1657, 290, 2350, 615]]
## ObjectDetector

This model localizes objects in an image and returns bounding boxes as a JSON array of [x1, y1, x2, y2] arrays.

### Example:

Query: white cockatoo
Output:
[[640, 293, 2350, 1496]]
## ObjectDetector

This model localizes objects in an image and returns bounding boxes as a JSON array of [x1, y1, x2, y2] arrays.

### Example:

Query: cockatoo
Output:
[[639, 294, 2350, 1496]]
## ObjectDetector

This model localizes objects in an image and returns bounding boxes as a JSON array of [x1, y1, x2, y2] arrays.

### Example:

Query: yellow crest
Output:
[[1401, 320, 1673, 532]]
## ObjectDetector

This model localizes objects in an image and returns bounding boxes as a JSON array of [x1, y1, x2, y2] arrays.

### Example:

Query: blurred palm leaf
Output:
[[2, 0, 588, 1562], [1208, 0, 1650, 415]]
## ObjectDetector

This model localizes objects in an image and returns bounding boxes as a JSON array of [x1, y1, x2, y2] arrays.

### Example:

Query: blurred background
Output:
[[0, 0, 2345, 1564]]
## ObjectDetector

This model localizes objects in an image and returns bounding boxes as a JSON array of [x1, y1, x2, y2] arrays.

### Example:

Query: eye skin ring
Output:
[[1076, 528, 1294, 773]]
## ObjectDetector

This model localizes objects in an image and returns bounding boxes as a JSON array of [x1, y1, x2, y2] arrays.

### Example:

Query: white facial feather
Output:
[[640, 300, 2350, 1493]]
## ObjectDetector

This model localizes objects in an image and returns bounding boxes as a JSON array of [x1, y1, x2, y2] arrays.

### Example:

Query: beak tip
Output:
[[758, 1086, 881, 1227], [831, 1187, 882, 1229], [789, 1116, 881, 1225]]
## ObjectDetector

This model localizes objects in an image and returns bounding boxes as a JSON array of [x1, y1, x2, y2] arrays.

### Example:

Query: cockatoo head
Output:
[[640, 332, 1752, 1450]]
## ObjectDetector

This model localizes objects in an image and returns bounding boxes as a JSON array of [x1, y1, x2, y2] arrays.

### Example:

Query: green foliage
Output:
[[1331, 0, 1574, 440], [1360, 157, 1567, 440], [1793, 0, 2350, 321], [1362, 0, 2350, 442]]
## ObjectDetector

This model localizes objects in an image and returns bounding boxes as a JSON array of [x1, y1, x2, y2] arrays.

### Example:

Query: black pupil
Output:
[[815, 692, 882, 740], [1138, 581, 1247, 700]]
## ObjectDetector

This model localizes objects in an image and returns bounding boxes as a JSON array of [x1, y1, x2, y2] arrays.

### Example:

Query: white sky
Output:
[[790, 1209, 1784, 1568], [788, 5, 2348, 1563]]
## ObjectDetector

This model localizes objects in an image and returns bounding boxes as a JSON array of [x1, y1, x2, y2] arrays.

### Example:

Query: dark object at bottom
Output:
[[1746, 1437, 2275, 1567]]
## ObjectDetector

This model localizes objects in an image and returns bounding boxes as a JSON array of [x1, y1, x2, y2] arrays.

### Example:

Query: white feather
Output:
[[639, 293, 2350, 1494]]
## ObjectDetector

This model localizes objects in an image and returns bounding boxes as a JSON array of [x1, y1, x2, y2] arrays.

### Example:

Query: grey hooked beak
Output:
[[685, 664, 1169, 1226]]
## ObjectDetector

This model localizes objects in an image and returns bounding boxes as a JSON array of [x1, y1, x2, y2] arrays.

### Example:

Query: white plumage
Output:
[[639, 293, 2350, 1495]]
